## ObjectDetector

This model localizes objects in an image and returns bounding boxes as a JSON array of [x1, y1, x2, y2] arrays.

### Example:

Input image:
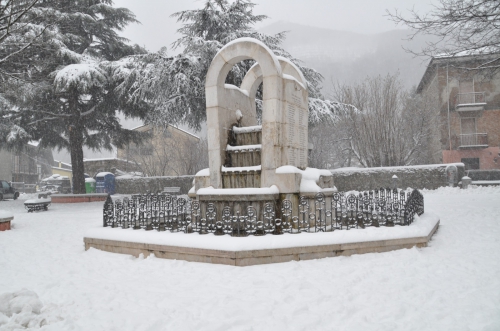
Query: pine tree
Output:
[[1, 0, 149, 193], [119, 0, 350, 132]]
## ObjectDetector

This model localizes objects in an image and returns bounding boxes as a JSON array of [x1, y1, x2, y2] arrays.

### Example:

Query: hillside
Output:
[[259, 22, 433, 92]]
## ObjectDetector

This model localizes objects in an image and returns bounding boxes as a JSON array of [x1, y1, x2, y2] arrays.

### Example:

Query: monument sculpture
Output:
[[190, 37, 336, 217], [85, 38, 432, 266]]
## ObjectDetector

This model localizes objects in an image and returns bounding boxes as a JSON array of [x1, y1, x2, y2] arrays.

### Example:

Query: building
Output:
[[83, 157, 139, 178], [0, 142, 53, 183], [51, 160, 73, 183], [117, 124, 205, 176], [417, 52, 500, 170]]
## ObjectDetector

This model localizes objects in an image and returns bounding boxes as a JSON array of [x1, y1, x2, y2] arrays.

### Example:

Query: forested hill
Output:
[[259, 21, 434, 91]]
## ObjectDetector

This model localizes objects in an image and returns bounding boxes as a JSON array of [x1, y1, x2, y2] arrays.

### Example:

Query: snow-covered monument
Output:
[[190, 38, 335, 217], [86, 38, 436, 266]]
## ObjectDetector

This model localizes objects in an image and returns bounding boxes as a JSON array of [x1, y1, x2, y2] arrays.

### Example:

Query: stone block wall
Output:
[[330, 163, 465, 191], [115, 176, 195, 195]]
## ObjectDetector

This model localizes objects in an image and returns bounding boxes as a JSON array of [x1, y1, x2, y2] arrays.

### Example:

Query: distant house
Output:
[[52, 160, 73, 183], [83, 157, 139, 178], [116, 124, 205, 176], [0, 142, 53, 184], [417, 52, 500, 170]]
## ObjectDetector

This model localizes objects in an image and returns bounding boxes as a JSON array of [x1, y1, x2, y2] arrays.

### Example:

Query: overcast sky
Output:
[[114, 0, 438, 53]]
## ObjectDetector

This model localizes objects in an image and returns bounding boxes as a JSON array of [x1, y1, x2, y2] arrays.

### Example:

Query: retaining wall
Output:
[[115, 176, 195, 195], [330, 163, 465, 191], [466, 169, 500, 181]]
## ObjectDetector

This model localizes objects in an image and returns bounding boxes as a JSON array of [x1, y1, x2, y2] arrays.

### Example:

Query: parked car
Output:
[[39, 174, 72, 194], [0, 180, 20, 201]]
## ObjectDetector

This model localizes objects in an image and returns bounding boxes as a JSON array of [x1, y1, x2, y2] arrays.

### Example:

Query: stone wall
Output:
[[115, 176, 195, 195], [466, 169, 500, 181], [330, 163, 465, 191]]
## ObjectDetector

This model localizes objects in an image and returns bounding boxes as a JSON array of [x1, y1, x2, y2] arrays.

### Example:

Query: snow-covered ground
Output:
[[1, 187, 499, 330]]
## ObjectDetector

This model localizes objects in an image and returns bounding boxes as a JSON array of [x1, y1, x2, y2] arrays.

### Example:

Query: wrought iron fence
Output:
[[103, 189, 424, 236], [103, 188, 424, 237]]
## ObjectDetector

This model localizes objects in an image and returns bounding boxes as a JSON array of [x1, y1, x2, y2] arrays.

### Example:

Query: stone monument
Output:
[[190, 37, 335, 219]]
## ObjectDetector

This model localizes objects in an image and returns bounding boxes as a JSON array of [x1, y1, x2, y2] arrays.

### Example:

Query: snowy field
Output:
[[1, 187, 500, 331]]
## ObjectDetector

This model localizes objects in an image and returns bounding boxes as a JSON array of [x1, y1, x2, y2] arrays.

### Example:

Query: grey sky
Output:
[[114, 0, 437, 53]]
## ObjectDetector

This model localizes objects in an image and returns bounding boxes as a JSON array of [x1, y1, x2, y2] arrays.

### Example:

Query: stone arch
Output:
[[240, 56, 308, 117], [205, 38, 286, 188], [205, 38, 309, 189]]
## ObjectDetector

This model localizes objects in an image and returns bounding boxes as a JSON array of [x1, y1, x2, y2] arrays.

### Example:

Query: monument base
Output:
[[84, 213, 439, 266]]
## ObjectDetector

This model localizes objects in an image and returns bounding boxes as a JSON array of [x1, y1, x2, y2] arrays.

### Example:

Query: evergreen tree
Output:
[[119, 0, 349, 132], [1, 0, 149, 193]]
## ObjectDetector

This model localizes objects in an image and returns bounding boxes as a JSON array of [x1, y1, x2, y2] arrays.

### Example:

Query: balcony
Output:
[[459, 133, 488, 149], [455, 92, 486, 114]]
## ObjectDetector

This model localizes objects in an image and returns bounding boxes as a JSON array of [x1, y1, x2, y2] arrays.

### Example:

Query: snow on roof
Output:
[[170, 126, 200, 140], [54, 160, 72, 167], [129, 123, 200, 139], [434, 47, 500, 59], [130, 123, 148, 131], [96, 172, 114, 177], [83, 157, 136, 163], [417, 49, 500, 93]]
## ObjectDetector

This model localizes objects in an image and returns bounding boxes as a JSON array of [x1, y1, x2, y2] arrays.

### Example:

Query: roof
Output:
[[54, 159, 72, 167], [83, 157, 137, 164], [130, 123, 200, 140], [416, 51, 500, 93], [52, 166, 72, 172]]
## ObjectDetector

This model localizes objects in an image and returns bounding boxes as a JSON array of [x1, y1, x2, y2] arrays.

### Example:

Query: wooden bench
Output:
[[163, 187, 181, 195]]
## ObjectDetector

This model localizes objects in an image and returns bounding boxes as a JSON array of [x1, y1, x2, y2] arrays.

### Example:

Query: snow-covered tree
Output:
[[119, 0, 348, 131], [0, 0, 45, 79], [0, 0, 149, 193]]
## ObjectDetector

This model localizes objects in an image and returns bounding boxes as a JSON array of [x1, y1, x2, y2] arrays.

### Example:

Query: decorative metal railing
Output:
[[459, 133, 488, 147], [456, 92, 485, 105], [103, 188, 424, 237]]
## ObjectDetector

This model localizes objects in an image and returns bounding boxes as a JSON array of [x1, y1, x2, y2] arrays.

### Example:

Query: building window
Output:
[[461, 158, 479, 170]]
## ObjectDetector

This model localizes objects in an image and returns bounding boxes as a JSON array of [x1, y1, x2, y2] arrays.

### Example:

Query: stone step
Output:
[[226, 144, 261, 167], [233, 125, 261, 145], [221, 165, 261, 188]]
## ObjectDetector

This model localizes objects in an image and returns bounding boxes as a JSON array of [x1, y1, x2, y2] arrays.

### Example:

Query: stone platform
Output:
[[51, 193, 108, 203], [84, 213, 440, 266]]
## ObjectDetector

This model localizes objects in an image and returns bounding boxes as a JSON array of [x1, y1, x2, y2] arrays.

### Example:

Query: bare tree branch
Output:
[[387, 0, 500, 70]]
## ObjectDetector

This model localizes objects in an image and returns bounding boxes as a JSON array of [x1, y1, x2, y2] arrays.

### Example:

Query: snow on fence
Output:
[[103, 189, 424, 237]]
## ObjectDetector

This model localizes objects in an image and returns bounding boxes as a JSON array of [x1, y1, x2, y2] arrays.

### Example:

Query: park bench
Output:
[[163, 187, 180, 195], [24, 193, 51, 213]]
